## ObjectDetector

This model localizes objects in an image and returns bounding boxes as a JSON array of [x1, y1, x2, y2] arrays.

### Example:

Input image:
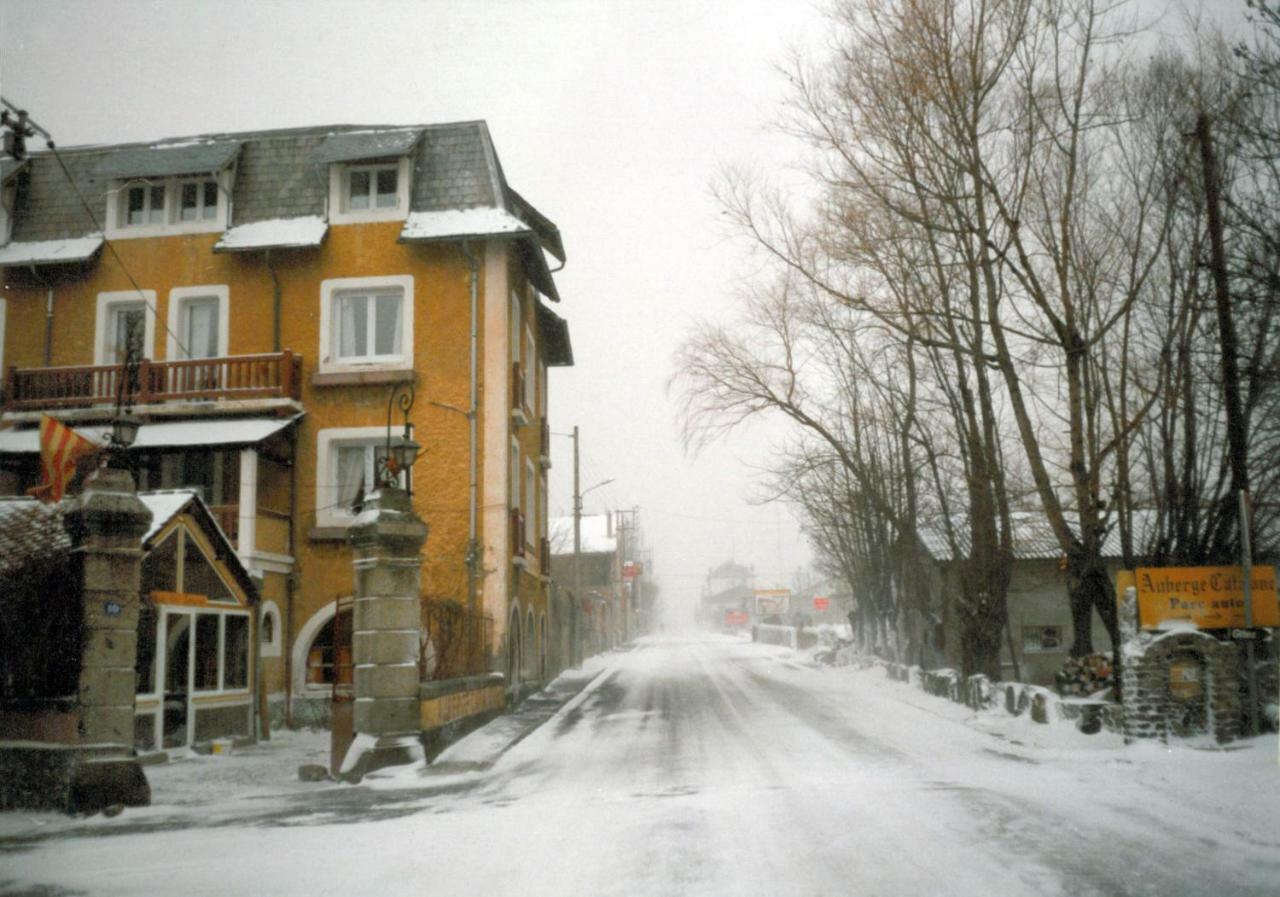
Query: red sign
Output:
[[813, 597, 830, 612], [623, 561, 643, 579], [723, 610, 749, 626]]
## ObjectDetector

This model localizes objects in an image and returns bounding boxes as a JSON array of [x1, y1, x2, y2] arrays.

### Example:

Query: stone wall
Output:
[[1121, 629, 1241, 744]]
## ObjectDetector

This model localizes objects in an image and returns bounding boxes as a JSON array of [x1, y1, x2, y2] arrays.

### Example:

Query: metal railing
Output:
[[420, 600, 492, 681]]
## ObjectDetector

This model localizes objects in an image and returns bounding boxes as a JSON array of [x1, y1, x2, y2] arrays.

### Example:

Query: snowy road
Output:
[[3, 634, 1278, 896]]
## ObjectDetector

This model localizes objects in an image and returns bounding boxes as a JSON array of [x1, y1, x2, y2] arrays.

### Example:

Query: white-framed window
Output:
[[95, 290, 157, 365], [328, 157, 411, 224], [510, 438, 521, 511], [315, 427, 409, 526], [318, 275, 413, 373], [538, 360, 547, 418], [176, 177, 220, 222], [259, 601, 282, 658], [525, 458, 537, 547], [105, 173, 230, 239], [524, 326, 536, 410], [166, 285, 229, 360], [510, 291, 521, 363], [1022, 625, 1064, 654], [540, 471, 548, 548]]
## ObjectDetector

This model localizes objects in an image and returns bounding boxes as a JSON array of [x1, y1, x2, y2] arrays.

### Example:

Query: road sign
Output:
[[1231, 629, 1259, 640], [1135, 565, 1278, 629], [813, 597, 830, 612]]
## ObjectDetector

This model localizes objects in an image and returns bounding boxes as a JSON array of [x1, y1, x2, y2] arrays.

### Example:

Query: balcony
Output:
[[4, 351, 302, 414], [539, 417, 551, 469], [540, 536, 551, 574], [511, 361, 529, 426], [511, 507, 526, 564]]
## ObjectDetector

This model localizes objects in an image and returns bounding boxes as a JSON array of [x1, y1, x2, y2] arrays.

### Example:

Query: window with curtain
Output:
[[108, 303, 146, 363], [333, 289, 403, 363], [180, 296, 220, 359]]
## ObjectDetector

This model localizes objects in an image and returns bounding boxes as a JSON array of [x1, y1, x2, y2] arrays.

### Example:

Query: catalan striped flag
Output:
[[27, 415, 102, 503]]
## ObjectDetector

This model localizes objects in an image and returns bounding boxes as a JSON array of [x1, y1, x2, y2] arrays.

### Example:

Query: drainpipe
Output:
[[266, 250, 282, 353], [285, 424, 298, 728], [460, 242, 480, 617], [30, 266, 52, 366]]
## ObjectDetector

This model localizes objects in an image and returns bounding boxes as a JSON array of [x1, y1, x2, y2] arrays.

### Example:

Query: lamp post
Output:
[[573, 431, 614, 659], [378, 381, 421, 496], [107, 348, 143, 470]]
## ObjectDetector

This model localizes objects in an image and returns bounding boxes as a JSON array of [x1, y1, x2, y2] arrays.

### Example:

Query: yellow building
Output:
[[0, 123, 573, 727]]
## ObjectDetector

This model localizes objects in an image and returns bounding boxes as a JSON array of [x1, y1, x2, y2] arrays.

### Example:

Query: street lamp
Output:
[[107, 348, 143, 466], [379, 381, 421, 495]]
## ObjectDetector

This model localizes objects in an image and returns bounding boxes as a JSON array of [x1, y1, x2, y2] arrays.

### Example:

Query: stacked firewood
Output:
[[1055, 653, 1114, 698]]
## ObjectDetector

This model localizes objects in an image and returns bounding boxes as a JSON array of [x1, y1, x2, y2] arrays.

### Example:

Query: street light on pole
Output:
[[567, 423, 613, 665]]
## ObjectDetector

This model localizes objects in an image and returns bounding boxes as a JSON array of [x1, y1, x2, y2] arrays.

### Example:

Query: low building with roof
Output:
[[0, 489, 259, 757], [549, 512, 623, 658]]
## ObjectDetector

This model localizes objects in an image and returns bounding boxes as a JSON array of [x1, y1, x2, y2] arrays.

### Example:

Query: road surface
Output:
[[2, 634, 1278, 896]]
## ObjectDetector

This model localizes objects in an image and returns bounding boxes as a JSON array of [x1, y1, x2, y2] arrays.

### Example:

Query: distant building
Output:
[[700, 559, 755, 628]]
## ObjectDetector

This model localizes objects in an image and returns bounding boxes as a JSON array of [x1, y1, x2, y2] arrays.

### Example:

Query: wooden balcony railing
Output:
[[511, 508, 526, 558], [4, 351, 301, 412]]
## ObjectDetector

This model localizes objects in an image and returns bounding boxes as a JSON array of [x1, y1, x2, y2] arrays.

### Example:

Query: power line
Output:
[[2, 97, 192, 360]]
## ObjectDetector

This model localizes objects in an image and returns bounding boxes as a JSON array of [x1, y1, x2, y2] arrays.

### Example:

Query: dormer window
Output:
[[347, 164, 399, 211], [96, 140, 241, 240], [125, 183, 166, 226], [178, 178, 220, 222], [119, 177, 221, 230], [328, 157, 411, 224]]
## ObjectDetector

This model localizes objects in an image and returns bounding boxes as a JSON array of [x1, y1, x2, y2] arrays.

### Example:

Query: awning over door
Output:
[[0, 416, 296, 454]]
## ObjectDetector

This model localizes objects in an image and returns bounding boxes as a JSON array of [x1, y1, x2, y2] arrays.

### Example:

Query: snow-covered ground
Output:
[[2, 633, 1277, 896]]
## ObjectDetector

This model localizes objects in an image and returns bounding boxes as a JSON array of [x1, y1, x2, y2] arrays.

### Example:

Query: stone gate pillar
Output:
[[64, 465, 153, 811], [345, 487, 427, 780]]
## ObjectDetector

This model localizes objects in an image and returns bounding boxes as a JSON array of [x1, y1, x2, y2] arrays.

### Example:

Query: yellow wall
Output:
[[2, 217, 554, 696]]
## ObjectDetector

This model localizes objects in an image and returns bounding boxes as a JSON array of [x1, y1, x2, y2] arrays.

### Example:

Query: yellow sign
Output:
[[1135, 566, 1279, 630]]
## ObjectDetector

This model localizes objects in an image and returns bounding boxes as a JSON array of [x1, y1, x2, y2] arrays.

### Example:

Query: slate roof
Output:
[[5, 122, 565, 266], [0, 489, 256, 597]]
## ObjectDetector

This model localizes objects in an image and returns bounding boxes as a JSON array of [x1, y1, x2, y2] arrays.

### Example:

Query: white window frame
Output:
[[525, 458, 537, 548], [510, 291, 521, 363], [259, 600, 283, 658], [1022, 625, 1064, 654], [328, 157, 412, 224], [318, 275, 414, 374], [94, 290, 157, 365], [104, 172, 231, 240], [510, 438, 521, 511], [166, 285, 230, 360], [523, 326, 536, 411], [315, 426, 409, 527]]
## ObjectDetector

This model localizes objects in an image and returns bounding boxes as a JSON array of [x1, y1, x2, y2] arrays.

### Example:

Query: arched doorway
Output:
[[507, 606, 522, 690]]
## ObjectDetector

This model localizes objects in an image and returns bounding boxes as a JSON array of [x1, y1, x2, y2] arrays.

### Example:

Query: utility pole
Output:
[[1196, 112, 1260, 737], [572, 425, 582, 666]]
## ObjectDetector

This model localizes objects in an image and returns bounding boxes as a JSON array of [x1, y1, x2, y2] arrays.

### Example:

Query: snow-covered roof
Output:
[[312, 128, 423, 164], [92, 139, 242, 179], [918, 510, 1163, 562], [0, 235, 104, 267], [398, 207, 532, 242], [0, 489, 236, 576], [214, 216, 328, 252], [0, 416, 297, 454], [548, 514, 617, 556]]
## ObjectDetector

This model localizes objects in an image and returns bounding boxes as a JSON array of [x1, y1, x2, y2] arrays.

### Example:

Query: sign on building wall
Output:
[[1134, 566, 1279, 630], [754, 588, 790, 616], [812, 597, 829, 612]]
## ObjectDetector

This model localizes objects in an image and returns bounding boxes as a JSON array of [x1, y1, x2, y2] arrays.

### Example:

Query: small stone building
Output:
[[0, 489, 260, 758]]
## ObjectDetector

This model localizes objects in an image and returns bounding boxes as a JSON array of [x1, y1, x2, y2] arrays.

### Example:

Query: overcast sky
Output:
[[0, 0, 836, 617], [0, 0, 1248, 620]]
